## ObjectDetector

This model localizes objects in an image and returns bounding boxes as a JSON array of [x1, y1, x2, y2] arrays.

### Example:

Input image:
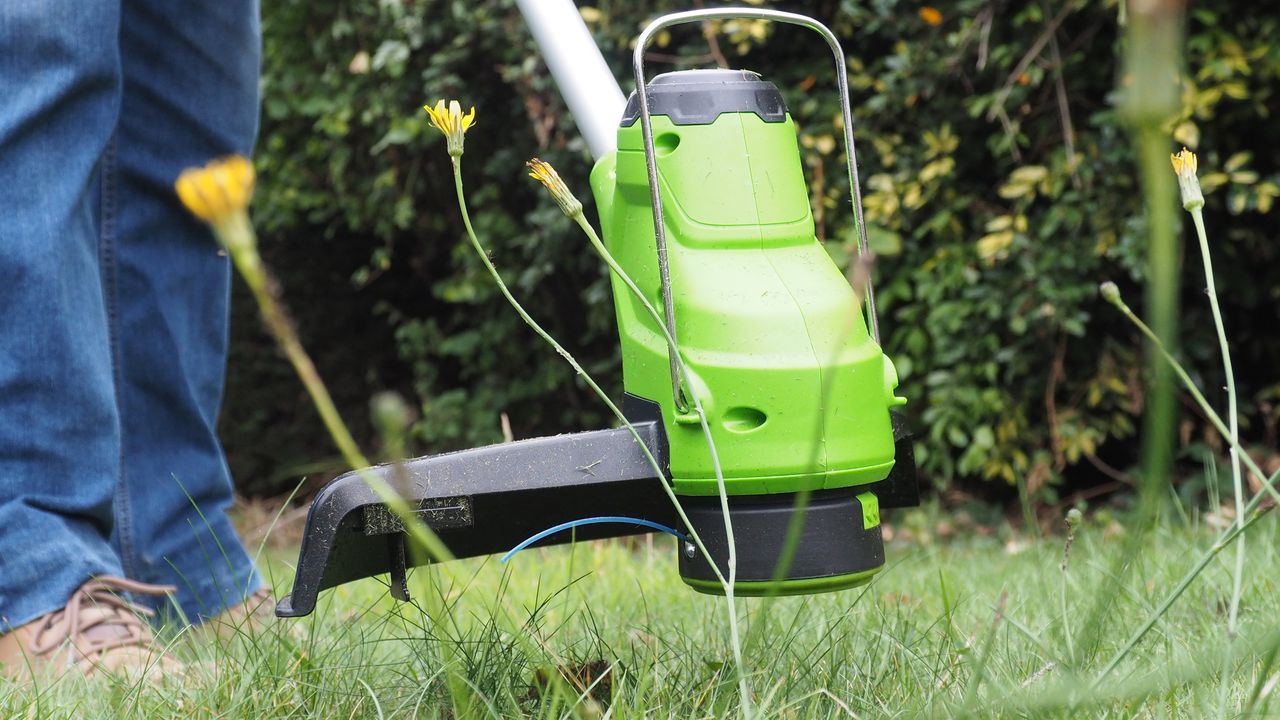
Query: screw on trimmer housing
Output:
[[275, 7, 919, 619]]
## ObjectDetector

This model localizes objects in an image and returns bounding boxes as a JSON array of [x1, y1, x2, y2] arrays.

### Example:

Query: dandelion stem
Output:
[[570, 212, 749, 715], [525, 154, 749, 714], [1188, 202, 1246, 720], [1107, 298, 1276, 503], [1189, 207, 1246, 637], [446, 158, 731, 588], [1096, 293, 1280, 684], [219, 215, 454, 566], [179, 155, 465, 708], [217, 206, 473, 715], [1060, 509, 1081, 666]]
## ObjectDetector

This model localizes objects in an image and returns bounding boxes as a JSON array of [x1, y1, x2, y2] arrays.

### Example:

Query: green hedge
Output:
[[220, 0, 1279, 499]]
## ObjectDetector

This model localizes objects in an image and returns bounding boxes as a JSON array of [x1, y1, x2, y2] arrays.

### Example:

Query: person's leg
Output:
[[107, 0, 263, 623], [0, 0, 127, 630]]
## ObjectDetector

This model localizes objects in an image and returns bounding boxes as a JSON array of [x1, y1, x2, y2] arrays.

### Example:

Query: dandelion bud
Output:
[[1061, 507, 1083, 572], [423, 99, 477, 158], [1099, 281, 1122, 306], [1065, 508, 1082, 530], [1170, 147, 1204, 212], [371, 391, 413, 439], [526, 158, 584, 218]]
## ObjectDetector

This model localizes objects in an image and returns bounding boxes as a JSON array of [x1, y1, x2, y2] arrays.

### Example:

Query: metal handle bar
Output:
[[632, 8, 881, 411]]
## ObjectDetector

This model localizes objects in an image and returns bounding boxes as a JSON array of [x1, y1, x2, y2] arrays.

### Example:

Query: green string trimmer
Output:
[[275, 7, 916, 618]]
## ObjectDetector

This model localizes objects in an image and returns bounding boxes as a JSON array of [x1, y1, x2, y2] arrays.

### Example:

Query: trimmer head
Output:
[[678, 491, 886, 596]]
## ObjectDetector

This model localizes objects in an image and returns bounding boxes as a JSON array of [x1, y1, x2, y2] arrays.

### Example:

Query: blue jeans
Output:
[[0, 0, 263, 627]]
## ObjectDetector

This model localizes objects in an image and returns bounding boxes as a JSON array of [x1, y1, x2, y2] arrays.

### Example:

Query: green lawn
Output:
[[6, 507, 1280, 718]]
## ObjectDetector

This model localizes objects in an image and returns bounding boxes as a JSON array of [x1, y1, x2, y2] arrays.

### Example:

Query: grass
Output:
[[93, 3, 1259, 716], [103, 11, 1264, 716], [6, 505, 1280, 718]]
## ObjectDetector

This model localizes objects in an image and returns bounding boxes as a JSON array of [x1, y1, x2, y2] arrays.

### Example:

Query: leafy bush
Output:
[[221, 0, 1279, 499]]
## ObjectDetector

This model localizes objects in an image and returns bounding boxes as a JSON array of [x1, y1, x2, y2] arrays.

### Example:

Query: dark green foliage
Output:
[[221, 0, 1279, 498]]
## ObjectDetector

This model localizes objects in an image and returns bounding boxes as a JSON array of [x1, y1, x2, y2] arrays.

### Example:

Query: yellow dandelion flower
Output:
[[1170, 147, 1204, 211], [423, 99, 477, 157], [919, 6, 943, 26], [526, 158, 583, 218], [1170, 147, 1197, 177], [175, 155, 255, 226]]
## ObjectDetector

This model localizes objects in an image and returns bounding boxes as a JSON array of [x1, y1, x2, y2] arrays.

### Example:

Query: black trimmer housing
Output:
[[276, 397, 916, 617]]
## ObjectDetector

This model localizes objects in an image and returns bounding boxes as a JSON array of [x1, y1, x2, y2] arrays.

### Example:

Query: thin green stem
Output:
[[570, 216, 736, 578], [1190, 207, 1245, 636], [1059, 545, 1070, 666], [1095, 296, 1280, 684], [1189, 207, 1246, 719], [445, 159, 751, 621], [218, 216, 453, 565], [447, 160, 721, 572], [1060, 568, 1075, 667], [216, 214, 471, 716], [452, 160, 756, 712], [1110, 299, 1276, 502], [570, 213, 750, 713]]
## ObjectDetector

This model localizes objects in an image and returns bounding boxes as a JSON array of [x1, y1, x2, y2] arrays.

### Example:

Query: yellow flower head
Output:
[[526, 158, 583, 218], [175, 155, 255, 226], [1170, 147, 1204, 211], [1170, 147, 1197, 177], [423, 99, 476, 157]]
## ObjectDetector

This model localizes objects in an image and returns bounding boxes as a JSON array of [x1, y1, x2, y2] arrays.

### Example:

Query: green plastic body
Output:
[[589, 110, 905, 498]]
